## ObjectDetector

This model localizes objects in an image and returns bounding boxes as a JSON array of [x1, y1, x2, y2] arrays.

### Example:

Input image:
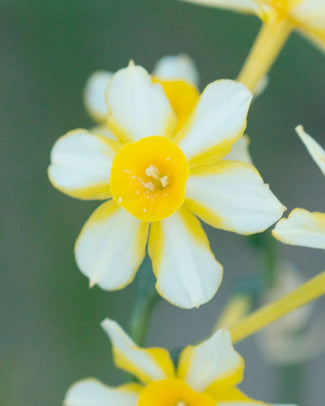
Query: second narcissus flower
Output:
[[64, 319, 296, 406], [180, 0, 325, 52], [49, 63, 285, 309], [273, 126, 325, 249]]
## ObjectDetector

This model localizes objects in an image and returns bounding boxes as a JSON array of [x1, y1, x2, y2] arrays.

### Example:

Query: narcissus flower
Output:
[[84, 54, 199, 125], [180, 0, 325, 52], [64, 319, 294, 406], [180, 1, 325, 93], [273, 126, 325, 249], [49, 63, 284, 309]]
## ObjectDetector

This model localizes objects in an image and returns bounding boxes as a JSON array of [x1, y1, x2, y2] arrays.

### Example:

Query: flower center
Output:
[[110, 136, 189, 222], [262, 0, 302, 14], [137, 379, 215, 406]]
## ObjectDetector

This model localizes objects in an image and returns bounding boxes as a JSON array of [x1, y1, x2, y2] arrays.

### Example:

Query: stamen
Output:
[[175, 402, 187, 406], [160, 175, 169, 188], [145, 164, 160, 180], [144, 181, 155, 191]]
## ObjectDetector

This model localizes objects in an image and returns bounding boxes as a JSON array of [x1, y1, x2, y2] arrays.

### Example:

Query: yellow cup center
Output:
[[137, 379, 215, 406], [110, 136, 189, 222]]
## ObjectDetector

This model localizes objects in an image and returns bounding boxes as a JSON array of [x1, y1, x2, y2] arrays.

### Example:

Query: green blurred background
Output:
[[1, 0, 325, 405]]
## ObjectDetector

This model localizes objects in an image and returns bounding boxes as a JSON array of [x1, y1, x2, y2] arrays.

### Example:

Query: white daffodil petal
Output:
[[106, 64, 176, 143], [64, 378, 140, 406], [296, 125, 325, 176], [48, 129, 114, 200], [149, 207, 223, 309], [298, 26, 325, 52], [176, 80, 252, 167], [84, 71, 113, 122], [90, 125, 118, 140], [177, 329, 244, 393], [272, 208, 325, 249], [179, 0, 266, 18], [152, 54, 199, 87], [101, 319, 175, 384], [75, 201, 149, 289], [186, 161, 285, 235], [224, 135, 252, 164], [293, 0, 325, 31]]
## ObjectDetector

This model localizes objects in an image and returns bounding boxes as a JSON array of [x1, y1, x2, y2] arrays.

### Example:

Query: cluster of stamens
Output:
[[144, 164, 170, 191]]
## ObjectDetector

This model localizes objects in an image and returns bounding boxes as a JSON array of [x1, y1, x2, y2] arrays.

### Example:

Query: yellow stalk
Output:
[[237, 16, 293, 93], [230, 271, 325, 344], [215, 294, 252, 330]]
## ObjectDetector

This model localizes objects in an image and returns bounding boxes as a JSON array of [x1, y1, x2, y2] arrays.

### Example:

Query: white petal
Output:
[[64, 378, 139, 406], [149, 207, 223, 309], [293, 0, 325, 31], [152, 54, 199, 87], [224, 135, 252, 164], [272, 208, 325, 249], [176, 80, 252, 166], [179, 0, 267, 18], [75, 201, 149, 289], [186, 161, 285, 234], [106, 64, 176, 142], [84, 71, 113, 122], [101, 319, 175, 383], [90, 125, 118, 140], [48, 129, 114, 200], [298, 27, 325, 52], [177, 329, 243, 392], [296, 125, 325, 176]]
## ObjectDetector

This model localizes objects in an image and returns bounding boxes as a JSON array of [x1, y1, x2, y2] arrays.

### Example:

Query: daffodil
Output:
[[48, 63, 284, 309], [180, 0, 325, 92], [273, 126, 325, 249], [84, 53, 253, 164], [84, 54, 199, 125], [64, 319, 295, 406]]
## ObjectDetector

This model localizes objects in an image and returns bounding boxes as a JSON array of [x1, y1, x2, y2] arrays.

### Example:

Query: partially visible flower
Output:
[[84, 54, 199, 124], [257, 261, 325, 364], [64, 319, 296, 406], [49, 63, 285, 309], [273, 126, 325, 249], [180, 0, 325, 53], [84, 53, 254, 165]]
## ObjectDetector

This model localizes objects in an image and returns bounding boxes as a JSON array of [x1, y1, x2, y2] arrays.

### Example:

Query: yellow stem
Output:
[[230, 271, 325, 344], [215, 294, 252, 330], [237, 16, 293, 93]]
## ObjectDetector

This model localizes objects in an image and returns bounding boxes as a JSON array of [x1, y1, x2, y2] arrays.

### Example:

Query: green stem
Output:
[[248, 231, 278, 288], [128, 257, 160, 346], [276, 364, 305, 404]]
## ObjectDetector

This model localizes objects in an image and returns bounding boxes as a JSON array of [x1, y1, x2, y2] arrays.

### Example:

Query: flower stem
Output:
[[230, 271, 325, 343], [128, 257, 160, 346], [237, 16, 293, 93]]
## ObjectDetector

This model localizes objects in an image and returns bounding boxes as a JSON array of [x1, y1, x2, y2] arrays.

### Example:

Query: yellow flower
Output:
[[64, 319, 293, 406], [273, 126, 325, 249], [48, 63, 285, 309]]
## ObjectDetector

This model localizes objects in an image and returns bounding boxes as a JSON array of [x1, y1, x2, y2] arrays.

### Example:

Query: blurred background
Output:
[[1, 0, 325, 405]]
